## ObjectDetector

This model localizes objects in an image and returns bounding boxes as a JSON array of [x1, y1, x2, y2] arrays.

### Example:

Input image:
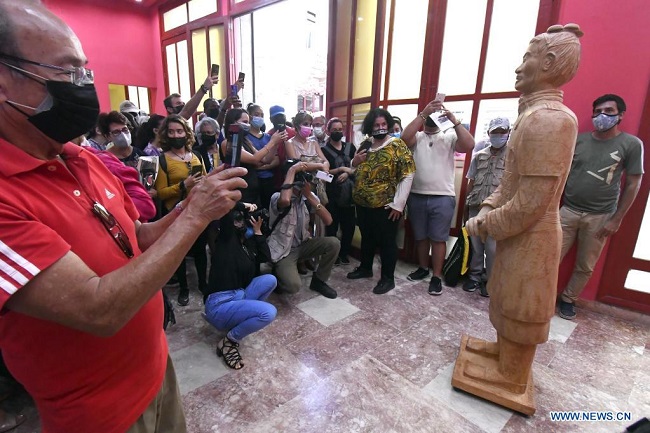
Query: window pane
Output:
[[177, 40, 191, 103], [350, 103, 371, 147], [624, 270, 650, 294], [233, 14, 254, 105], [209, 26, 226, 100], [482, 0, 539, 93], [127, 86, 138, 105], [163, 4, 188, 32], [138, 87, 150, 114], [352, 0, 377, 99], [475, 98, 518, 142], [192, 28, 210, 109], [332, 0, 352, 101], [165, 44, 179, 95], [438, 0, 487, 96], [386, 104, 418, 130], [387, 0, 428, 100], [633, 197, 650, 260], [189, 0, 217, 22]]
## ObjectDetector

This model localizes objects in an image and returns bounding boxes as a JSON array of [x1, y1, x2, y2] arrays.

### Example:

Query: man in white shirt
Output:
[[402, 99, 475, 295]]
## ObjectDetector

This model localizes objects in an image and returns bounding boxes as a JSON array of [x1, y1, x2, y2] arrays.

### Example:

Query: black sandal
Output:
[[216, 337, 244, 369]]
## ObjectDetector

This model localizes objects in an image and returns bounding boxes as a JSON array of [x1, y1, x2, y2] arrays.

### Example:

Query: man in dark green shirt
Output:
[[558, 94, 644, 320]]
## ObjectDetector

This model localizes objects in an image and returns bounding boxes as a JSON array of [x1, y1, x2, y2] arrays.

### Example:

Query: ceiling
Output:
[[115, 0, 168, 9]]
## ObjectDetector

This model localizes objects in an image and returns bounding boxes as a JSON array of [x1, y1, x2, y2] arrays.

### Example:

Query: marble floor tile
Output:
[[297, 296, 360, 327], [548, 315, 578, 343], [287, 311, 399, 379], [243, 354, 483, 433], [422, 362, 514, 433], [171, 341, 230, 395]]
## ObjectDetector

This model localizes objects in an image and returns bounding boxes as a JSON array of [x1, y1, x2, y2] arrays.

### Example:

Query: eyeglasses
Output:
[[91, 202, 134, 258], [110, 127, 130, 137], [0, 53, 94, 86]]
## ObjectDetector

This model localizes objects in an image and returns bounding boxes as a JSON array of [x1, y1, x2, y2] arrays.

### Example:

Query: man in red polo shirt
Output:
[[0, 1, 247, 432]]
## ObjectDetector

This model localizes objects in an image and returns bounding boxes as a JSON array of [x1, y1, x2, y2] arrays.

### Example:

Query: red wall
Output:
[[42, 0, 166, 114], [557, 0, 650, 301]]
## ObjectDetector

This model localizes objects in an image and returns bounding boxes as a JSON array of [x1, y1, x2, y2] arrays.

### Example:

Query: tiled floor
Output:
[[8, 258, 650, 432]]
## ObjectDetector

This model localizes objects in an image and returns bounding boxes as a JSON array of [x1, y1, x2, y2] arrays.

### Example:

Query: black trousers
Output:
[[175, 229, 208, 291], [258, 177, 276, 211], [325, 203, 356, 259], [356, 205, 399, 279]]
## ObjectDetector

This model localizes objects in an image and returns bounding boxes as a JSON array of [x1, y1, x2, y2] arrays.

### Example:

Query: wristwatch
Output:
[[200, 84, 209, 94]]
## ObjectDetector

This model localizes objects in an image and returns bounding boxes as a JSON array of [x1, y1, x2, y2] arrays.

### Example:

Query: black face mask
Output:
[[168, 137, 186, 149], [9, 81, 100, 143], [260, 123, 266, 133], [330, 131, 343, 142], [205, 108, 220, 119], [172, 105, 184, 115], [372, 129, 389, 140], [201, 134, 217, 146]]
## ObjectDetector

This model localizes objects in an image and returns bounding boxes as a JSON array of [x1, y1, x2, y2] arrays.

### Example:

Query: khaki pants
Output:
[[127, 355, 187, 433], [559, 206, 612, 303], [274, 237, 340, 293]]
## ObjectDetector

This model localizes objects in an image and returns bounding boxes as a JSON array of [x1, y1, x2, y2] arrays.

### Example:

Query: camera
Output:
[[249, 208, 269, 222]]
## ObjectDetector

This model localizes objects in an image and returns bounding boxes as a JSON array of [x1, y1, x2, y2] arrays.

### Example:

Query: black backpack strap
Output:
[[268, 205, 291, 235]]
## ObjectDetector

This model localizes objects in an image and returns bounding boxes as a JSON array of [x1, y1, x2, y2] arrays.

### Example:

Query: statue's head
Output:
[[515, 23, 583, 94]]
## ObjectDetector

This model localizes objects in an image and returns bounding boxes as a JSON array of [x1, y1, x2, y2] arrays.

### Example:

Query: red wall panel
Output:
[[42, 0, 166, 114]]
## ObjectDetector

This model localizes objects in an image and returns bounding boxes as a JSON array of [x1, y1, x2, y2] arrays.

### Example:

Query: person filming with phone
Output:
[[154, 114, 208, 306], [401, 98, 475, 296]]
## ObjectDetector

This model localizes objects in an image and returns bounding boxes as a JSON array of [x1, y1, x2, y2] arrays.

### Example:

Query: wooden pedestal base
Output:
[[451, 335, 536, 416]]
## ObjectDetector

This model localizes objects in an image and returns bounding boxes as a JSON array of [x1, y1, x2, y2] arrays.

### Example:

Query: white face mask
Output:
[[489, 133, 508, 149], [313, 126, 325, 138], [113, 131, 132, 148]]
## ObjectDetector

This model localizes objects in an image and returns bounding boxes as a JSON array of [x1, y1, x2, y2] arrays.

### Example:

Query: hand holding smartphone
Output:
[[226, 124, 242, 168], [190, 165, 203, 177], [211, 64, 219, 77]]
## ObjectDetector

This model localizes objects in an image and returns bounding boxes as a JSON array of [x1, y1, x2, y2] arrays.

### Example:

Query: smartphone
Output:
[[190, 165, 203, 176], [359, 140, 371, 153], [211, 63, 219, 77], [238, 71, 245, 82], [230, 84, 239, 96], [435, 92, 446, 103], [227, 124, 242, 167], [315, 170, 333, 183], [276, 123, 286, 132]]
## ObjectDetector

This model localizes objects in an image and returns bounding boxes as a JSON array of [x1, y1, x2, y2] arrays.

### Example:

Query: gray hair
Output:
[[194, 116, 220, 145]]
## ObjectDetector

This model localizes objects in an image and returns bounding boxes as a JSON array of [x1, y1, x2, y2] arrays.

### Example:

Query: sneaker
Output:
[[347, 267, 373, 279], [428, 276, 443, 296], [478, 281, 489, 298], [372, 277, 395, 295], [178, 288, 190, 306], [309, 277, 337, 299], [463, 279, 481, 292], [339, 256, 350, 265], [558, 300, 576, 320], [407, 267, 430, 281]]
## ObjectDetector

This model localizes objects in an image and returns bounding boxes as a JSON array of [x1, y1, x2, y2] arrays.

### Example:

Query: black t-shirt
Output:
[[322, 141, 356, 197]]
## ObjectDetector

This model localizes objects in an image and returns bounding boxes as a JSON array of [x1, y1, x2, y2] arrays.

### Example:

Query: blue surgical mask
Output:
[[391, 132, 401, 139], [592, 113, 619, 132], [251, 116, 265, 129], [489, 133, 508, 149]]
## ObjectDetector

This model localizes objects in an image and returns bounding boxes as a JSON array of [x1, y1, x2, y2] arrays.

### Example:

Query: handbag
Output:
[[442, 226, 473, 287]]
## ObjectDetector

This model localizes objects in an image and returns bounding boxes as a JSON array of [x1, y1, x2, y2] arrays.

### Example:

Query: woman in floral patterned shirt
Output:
[[347, 108, 415, 295]]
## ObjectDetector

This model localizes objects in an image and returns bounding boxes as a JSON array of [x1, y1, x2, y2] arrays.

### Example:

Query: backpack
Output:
[[442, 226, 473, 286], [322, 142, 354, 207]]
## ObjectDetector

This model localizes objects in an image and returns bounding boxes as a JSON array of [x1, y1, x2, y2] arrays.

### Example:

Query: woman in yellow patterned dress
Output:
[[347, 108, 416, 294]]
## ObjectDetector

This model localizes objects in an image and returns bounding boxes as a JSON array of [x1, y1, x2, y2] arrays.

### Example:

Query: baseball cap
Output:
[[119, 100, 139, 114], [269, 105, 285, 118], [487, 117, 510, 133]]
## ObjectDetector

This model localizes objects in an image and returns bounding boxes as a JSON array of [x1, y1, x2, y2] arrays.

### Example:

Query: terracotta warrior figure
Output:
[[453, 24, 583, 414]]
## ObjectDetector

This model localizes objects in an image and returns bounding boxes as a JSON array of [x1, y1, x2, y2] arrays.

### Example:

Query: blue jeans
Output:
[[204, 274, 277, 342]]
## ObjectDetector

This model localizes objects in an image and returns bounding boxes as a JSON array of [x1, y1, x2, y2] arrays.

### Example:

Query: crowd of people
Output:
[[0, 1, 644, 431]]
